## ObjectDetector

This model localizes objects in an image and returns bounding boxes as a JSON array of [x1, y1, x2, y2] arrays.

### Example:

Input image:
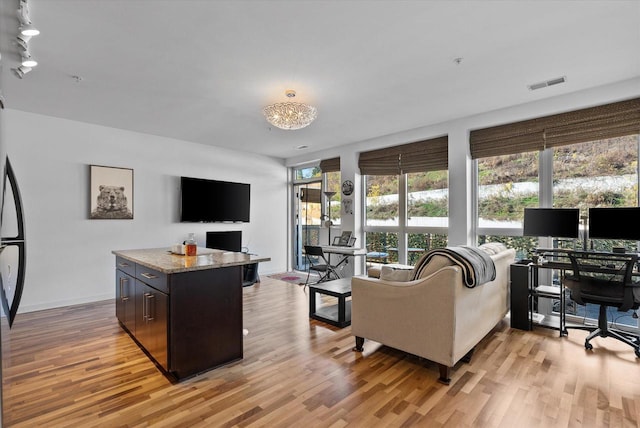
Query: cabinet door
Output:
[[116, 270, 135, 333], [135, 280, 168, 370]]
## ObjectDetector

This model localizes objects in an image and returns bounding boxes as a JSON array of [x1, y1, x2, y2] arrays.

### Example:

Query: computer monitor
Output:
[[588, 207, 640, 241], [206, 231, 242, 252], [523, 208, 580, 238]]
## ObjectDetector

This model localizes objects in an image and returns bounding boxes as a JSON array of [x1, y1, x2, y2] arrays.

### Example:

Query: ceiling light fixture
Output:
[[263, 90, 317, 130]]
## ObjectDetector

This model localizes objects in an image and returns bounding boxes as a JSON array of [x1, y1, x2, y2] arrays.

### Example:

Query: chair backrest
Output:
[[566, 251, 638, 310], [304, 245, 329, 268], [304, 245, 325, 257]]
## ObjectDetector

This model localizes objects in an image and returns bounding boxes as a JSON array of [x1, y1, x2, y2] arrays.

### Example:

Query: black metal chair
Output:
[[563, 252, 640, 357], [303, 245, 340, 288]]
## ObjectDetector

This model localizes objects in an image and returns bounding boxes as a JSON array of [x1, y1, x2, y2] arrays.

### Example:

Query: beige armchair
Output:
[[351, 245, 515, 384]]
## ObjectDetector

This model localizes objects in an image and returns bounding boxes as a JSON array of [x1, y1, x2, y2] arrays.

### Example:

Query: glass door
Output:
[[293, 181, 322, 271]]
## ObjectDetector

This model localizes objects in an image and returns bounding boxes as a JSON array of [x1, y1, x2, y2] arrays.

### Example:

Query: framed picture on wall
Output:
[[89, 165, 134, 219]]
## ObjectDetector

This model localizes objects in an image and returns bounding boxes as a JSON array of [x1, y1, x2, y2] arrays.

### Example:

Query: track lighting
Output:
[[21, 55, 37, 67], [19, 23, 39, 37], [12, 65, 32, 79], [13, 0, 39, 77]]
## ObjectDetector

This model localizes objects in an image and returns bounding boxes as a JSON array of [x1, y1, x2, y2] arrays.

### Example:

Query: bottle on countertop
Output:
[[185, 233, 197, 256]]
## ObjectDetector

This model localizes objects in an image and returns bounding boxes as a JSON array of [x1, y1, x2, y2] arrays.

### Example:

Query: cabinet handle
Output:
[[141, 273, 158, 280], [144, 293, 155, 322], [119, 277, 129, 301], [118, 262, 130, 268]]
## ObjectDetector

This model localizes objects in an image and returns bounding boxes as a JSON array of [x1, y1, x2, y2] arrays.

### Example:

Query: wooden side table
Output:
[[308, 277, 352, 328]]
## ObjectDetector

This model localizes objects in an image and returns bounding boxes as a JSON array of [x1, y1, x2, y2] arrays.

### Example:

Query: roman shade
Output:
[[319, 157, 340, 173], [359, 136, 448, 175], [470, 98, 640, 159]]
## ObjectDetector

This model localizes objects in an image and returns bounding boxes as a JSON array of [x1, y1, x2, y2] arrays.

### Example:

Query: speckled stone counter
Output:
[[112, 247, 270, 381], [112, 247, 270, 274]]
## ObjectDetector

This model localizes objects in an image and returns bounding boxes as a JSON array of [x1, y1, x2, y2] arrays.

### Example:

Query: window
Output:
[[364, 171, 448, 265], [477, 152, 540, 259], [553, 135, 640, 327], [365, 175, 399, 227], [360, 136, 449, 264], [472, 97, 640, 332]]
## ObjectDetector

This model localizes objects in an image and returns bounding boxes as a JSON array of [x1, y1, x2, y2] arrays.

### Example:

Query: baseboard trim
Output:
[[17, 293, 114, 314]]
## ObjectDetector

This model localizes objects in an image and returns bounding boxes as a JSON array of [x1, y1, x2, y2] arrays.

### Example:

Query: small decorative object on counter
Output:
[[185, 233, 197, 256]]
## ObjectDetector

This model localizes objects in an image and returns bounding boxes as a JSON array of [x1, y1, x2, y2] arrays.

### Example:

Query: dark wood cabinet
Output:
[[115, 269, 135, 334], [114, 254, 245, 381], [135, 280, 168, 370]]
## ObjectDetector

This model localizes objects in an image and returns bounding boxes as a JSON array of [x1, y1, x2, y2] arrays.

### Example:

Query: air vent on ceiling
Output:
[[528, 76, 566, 91]]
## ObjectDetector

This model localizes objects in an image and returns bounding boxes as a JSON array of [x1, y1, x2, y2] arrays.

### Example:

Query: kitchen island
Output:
[[112, 247, 270, 381]]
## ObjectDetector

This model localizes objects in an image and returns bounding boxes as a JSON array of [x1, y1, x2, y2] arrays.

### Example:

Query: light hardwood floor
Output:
[[2, 276, 640, 427]]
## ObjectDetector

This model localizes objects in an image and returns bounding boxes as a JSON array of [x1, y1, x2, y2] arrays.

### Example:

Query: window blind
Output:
[[319, 157, 340, 172], [358, 135, 448, 175], [469, 98, 640, 159]]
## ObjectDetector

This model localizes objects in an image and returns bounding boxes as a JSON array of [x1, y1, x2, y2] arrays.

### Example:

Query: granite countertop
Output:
[[112, 247, 270, 274]]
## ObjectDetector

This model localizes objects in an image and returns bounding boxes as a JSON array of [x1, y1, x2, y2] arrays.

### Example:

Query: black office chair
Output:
[[303, 245, 339, 288], [563, 252, 640, 357]]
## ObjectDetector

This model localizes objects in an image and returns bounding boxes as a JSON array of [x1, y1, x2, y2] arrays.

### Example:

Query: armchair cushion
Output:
[[379, 265, 414, 282]]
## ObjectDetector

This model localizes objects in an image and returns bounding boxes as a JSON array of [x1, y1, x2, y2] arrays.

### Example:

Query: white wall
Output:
[[286, 78, 640, 246], [5, 110, 288, 313]]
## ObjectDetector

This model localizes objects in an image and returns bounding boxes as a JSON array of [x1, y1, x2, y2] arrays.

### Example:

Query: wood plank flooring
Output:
[[2, 276, 640, 427]]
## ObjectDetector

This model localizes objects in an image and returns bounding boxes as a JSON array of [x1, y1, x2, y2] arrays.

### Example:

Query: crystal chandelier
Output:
[[263, 90, 317, 130]]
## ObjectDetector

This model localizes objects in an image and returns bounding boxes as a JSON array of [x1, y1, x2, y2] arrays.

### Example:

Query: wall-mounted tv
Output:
[[588, 207, 640, 241], [523, 208, 580, 238], [180, 177, 250, 223]]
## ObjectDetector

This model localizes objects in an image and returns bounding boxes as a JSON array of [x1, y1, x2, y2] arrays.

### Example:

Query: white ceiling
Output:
[[1, 0, 639, 160]]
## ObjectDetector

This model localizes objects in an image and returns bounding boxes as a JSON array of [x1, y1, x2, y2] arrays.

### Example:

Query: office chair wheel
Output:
[[585, 341, 593, 351]]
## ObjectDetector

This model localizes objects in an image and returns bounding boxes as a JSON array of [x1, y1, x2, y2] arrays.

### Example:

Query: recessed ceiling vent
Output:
[[528, 76, 566, 91]]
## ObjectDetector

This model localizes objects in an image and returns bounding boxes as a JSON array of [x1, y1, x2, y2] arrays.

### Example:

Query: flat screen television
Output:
[[180, 177, 250, 222], [206, 231, 242, 252], [523, 208, 580, 238], [588, 207, 640, 241]]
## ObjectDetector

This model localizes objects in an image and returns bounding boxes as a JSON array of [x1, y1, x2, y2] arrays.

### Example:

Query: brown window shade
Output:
[[359, 136, 448, 175], [300, 187, 321, 204], [319, 157, 340, 172], [470, 98, 640, 159]]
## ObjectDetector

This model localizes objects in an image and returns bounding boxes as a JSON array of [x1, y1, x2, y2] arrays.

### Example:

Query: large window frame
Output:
[[475, 134, 640, 332], [363, 171, 449, 265]]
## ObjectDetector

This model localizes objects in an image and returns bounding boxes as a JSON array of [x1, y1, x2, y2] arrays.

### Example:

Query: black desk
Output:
[[510, 250, 640, 336]]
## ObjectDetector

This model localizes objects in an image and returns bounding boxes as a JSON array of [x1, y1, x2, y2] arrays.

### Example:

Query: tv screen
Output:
[[206, 231, 242, 252], [180, 177, 250, 222], [588, 207, 640, 241], [523, 208, 580, 238]]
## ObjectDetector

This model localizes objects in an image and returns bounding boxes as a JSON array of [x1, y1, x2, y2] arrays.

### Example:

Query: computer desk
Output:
[[510, 249, 639, 336]]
